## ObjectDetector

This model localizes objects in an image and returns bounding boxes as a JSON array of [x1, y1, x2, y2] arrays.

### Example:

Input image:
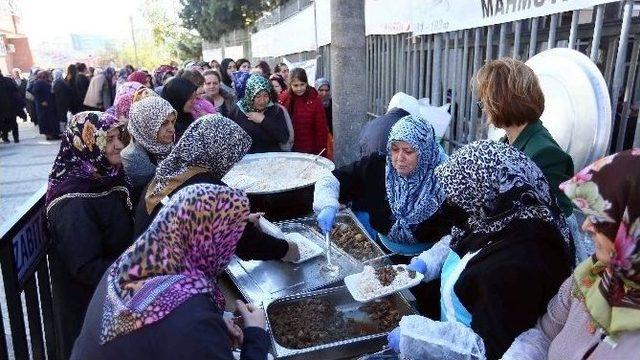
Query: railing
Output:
[[0, 186, 58, 360]]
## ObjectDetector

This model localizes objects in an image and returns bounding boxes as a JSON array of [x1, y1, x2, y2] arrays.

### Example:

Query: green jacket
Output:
[[501, 120, 575, 216]]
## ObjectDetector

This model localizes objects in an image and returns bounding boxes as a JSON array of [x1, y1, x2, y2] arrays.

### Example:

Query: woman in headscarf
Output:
[[83, 67, 116, 111], [232, 70, 252, 101], [71, 184, 270, 360], [474, 58, 582, 260], [126, 70, 148, 86], [112, 81, 145, 122], [178, 69, 217, 119], [228, 74, 289, 153], [121, 96, 176, 200], [314, 77, 332, 133], [503, 149, 640, 359], [31, 70, 61, 140], [314, 114, 451, 256], [161, 77, 197, 140], [133, 114, 299, 262], [219, 58, 236, 94], [152, 64, 177, 94], [388, 140, 572, 359], [46, 111, 133, 359]]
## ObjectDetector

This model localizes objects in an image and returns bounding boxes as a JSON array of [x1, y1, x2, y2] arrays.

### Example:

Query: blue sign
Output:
[[12, 208, 47, 286]]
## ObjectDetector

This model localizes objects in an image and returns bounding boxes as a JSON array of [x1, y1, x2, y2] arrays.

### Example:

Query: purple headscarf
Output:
[[45, 111, 130, 214], [233, 71, 252, 100], [113, 81, 145, 119]]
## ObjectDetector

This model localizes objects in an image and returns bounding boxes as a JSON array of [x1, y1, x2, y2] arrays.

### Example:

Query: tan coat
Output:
[[502, 277, 640, 359]]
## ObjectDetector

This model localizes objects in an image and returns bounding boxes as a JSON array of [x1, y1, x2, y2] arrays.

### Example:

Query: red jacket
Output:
[[279, 87, 329, 156]]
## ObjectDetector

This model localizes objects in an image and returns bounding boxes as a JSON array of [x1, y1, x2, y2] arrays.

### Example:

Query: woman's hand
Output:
[[236, 300, 266, 329], [246, 112, 265, 124], [247, 212, 264, 227], [223, 317, 244, 349]]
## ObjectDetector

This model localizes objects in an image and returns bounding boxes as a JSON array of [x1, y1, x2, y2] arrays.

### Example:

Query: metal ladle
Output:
[[320, 231, 340, 276]]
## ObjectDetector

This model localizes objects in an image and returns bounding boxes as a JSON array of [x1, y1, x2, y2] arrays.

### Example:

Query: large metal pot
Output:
[[222, 152, 335, 220]]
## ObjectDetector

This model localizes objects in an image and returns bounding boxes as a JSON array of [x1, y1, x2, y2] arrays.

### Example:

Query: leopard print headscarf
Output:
[[100, 184, 250, 344], [435, 140, 570, 249]]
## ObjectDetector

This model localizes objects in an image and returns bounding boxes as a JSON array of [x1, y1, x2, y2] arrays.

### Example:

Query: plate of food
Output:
[[344, 265, 423, 302], [284, 232, 324, 264]]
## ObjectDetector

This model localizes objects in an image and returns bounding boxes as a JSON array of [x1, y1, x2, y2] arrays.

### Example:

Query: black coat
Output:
[[229, 104, 289, 153], [47, 191, 134, 359], [420, 218, 570, 360], [76, 74, 90, 107], [357, 108, 408, 157], [133, 172, 289, 261], [53, 80, 74, 123], [333, 153, 452, 244], [71, 274, 270, 360]]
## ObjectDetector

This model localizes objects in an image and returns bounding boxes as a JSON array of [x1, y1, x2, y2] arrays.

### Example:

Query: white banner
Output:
[[411, 0, 618, 36], [365, 0, 413, 35], [283, 57, 318, 84]]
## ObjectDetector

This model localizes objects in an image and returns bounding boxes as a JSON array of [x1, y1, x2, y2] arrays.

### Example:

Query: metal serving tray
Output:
[[226, 210, 388, 304], [264, 285, 417, 360]]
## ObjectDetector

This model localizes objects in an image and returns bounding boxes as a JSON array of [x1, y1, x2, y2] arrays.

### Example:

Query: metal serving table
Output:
[[226, 210, 388, 304]]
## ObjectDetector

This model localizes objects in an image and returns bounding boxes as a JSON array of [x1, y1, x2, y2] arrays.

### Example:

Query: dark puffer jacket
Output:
[[279, 87, 328, 155]]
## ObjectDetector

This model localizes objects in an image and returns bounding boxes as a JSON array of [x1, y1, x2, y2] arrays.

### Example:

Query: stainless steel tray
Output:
[[226, 210, 388, 304], [264, 286, 417, 360], [222, 152, 335, 195]]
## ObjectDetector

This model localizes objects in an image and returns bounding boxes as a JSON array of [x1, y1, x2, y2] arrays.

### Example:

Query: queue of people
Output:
[[37, 54, 639, 360]]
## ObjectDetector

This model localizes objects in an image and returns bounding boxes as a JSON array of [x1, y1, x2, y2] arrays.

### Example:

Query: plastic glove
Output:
[[387, 327, 401, 353], [407, 257, 428, 276], [317, 206, 338, 234]]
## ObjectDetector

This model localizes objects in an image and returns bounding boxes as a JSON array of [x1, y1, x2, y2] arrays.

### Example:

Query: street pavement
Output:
[[0, 121, 60, 227]]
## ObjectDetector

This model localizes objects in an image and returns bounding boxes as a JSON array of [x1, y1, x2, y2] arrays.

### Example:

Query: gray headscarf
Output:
[[128, 96, 176, 160], [51, 69, 64, 93]]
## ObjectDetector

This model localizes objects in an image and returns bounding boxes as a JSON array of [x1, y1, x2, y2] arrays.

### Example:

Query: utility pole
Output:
[[330, 0, 366, 166], [129, 16, 139, 66]]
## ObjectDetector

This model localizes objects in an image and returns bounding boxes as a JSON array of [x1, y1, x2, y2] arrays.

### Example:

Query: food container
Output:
[[222, 152, 335, 221], [225, 210, 388, 304], [264, 285, 417, 360]]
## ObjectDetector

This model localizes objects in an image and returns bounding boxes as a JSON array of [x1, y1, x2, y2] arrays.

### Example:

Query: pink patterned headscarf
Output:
[[127, 70, 149, 85], [114, 81, 145, 119], [190, 97, 217, 119], [100, 184, 250, 344]]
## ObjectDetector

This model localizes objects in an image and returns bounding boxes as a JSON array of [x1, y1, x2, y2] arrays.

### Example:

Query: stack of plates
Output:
[[487, 48, 612, 170]]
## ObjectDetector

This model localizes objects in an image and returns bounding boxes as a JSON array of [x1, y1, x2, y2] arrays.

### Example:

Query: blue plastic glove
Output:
[[407, 257, 428, 275], [387, 326, 401, 353], [317, 206, 338, 234]]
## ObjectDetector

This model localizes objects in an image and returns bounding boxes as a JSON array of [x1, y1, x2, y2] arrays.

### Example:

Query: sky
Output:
[[19, 0, 154, 43]]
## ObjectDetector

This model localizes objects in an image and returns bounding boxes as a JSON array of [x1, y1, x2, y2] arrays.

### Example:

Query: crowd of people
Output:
[[33, 54, 639, 360]]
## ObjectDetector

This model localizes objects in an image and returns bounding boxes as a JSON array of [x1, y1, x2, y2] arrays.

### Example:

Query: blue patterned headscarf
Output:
[[233, 71, 252, 100], [385, 115, 446, 244]]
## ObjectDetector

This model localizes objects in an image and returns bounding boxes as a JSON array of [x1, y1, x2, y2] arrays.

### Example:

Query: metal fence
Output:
[[0, 186, 58, 360], [249, 2, 640, 155]]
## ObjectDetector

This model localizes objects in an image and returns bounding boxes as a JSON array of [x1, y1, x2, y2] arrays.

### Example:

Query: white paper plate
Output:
[[284, 232, 324, 264], [345, 265, 424, 302], [487, 48, 612, 170]]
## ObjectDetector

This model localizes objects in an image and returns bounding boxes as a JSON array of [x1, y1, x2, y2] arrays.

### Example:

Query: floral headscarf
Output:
[[128, 96, 176, 159], [435, 140, 571, 250], [385, 115, 446, 244], [113, 81, 144, 120], [126, 71, 148, 85], [46, 111, 130, 215], [100, 184, 250, 344], [153, 65, 177, 87], [236, 74, 273, 114], [145, 114, 251, 213], [562, 149, 640, 339]]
